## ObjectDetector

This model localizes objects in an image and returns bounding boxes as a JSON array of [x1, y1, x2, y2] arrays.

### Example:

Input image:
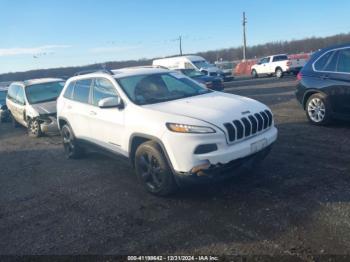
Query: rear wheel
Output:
[[306, 93, 332, 125], [275, 68, 283, 78], [61, 124, 84, 159], [251, 69, 258, 78], [28, 119, 42, 137], [135, 141, 177, 196]]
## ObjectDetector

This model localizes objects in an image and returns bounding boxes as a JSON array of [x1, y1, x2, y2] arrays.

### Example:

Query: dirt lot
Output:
[[0, 76, 350, 256]]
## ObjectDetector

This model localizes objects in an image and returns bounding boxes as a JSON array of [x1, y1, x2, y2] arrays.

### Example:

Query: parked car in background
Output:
[[0, 87, 10, 123], [251, 54, 307, 78], [177, 69, 224, 91], [215, 60, 236, 81], [296, 43, 350, 125], [153, 55, 224, 78], [57, 67, 277, 196], [6, 78, 65, 137]]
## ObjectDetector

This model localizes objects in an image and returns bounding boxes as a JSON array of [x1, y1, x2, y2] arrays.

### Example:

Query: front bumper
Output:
[[162, 126, 278, 174], [174, 145, 272, 185], [39, 116, 59, 133]]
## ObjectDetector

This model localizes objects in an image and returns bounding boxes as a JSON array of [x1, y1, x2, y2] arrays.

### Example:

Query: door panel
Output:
[[15, 87, 27, 126], [69, 79, 93, 139], [326, 74, 350, 114], [89, 78, 125, 155], [322, 48, 350, 114]]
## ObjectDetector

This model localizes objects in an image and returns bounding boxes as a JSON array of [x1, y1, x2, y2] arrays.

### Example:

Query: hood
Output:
[[200, 66, 220, 73], [31, 100, 57, 115], [144, 92, 268, 128], [192, 75, 216, 82]]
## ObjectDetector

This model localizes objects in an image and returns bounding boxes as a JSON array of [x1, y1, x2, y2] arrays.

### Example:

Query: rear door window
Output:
[[323, 51, 339, 72], [7, 84, 20, 102], [336, 48, 350, 73], [314, 51, 334, 71], [273, 55, 288, 62], [72, 79, 92, 103]]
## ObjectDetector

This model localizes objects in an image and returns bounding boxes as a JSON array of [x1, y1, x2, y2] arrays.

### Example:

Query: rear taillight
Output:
[[297, 72, 302, 81], [286, 60, 292, 67]]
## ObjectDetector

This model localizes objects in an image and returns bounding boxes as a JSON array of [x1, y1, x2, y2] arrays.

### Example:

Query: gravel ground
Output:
[[0, 76, 349, 257]]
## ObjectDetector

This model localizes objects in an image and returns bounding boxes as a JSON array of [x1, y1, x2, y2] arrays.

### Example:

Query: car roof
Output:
[[12, 78, 64, 87], [112, 67, 171, 79]]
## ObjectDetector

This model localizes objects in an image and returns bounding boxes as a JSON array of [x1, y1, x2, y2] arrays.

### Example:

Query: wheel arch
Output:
[[129, 133, 175, 172], [58, 117, 69, 131], [302, 89, 328, 109], [275, 66, 283, 72]]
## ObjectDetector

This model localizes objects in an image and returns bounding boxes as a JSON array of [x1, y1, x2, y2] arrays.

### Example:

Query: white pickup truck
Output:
[[251, 54, 307, 78]]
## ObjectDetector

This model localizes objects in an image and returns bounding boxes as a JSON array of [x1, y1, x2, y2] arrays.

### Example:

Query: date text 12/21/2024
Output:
[[127, 256, 219, 261]]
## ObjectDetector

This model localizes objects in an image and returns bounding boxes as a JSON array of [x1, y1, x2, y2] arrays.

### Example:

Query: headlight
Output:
[[166, 123, 216, 134]]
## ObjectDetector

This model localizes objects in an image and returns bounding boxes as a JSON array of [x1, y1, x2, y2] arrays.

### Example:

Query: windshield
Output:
[[192, 60, 211, 69], [117, 72, 212, 105], [25, 81, 65, 104], [216, 62, 235, 70], [179, 69, 205, 78], [0, 90, 7, 102]]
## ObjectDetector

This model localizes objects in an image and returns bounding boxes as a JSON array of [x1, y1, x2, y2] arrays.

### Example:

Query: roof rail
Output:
[[73, 69, 114, 76], [117, 65, 169, 70]]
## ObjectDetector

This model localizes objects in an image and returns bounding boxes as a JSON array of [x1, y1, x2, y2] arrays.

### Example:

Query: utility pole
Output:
[[242, 12, 247, 61], [179, 35, 183, 56]]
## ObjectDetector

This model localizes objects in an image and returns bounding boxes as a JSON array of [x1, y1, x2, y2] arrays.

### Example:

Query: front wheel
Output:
[[306, 93, 332, 125], [135, 141, 177, 196], [61, 124, 84, 159], [28, 119, 42, 137]]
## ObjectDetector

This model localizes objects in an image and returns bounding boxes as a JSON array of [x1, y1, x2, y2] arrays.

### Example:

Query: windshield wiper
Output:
[[30, 97, 57, 104]]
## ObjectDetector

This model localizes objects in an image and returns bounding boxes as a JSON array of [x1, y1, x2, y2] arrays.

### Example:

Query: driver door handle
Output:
[[90, 111, 97, 116]]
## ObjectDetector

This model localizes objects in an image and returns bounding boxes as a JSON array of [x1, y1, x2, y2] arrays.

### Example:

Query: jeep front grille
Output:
[[223, 110, 273, 143]]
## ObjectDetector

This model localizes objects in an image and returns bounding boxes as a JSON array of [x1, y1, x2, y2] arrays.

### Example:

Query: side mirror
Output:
[[98, 96, 123, 109]]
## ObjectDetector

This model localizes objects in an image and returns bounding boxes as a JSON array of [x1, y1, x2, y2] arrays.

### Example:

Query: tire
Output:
[[305, 93, 332, 126], [61, 124, 84, 159], [251, 69, 258, 78], [135, 141, 177, 196], [11, 113, 20, 128], [28, 119, 42, 138], [275, 68, 283, 78]]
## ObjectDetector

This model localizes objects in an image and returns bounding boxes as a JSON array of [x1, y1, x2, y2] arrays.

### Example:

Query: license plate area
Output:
[[251, 138, 267, 154]]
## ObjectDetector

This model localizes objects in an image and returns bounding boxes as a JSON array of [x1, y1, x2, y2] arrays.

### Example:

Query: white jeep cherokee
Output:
[[57, 68, 278, 195]]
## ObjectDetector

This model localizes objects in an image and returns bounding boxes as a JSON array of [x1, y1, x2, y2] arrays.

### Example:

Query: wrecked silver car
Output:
[[6, 78, 64, 137]]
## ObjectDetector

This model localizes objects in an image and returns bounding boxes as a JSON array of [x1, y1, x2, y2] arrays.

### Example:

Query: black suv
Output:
[[296, 43, 350, 125]]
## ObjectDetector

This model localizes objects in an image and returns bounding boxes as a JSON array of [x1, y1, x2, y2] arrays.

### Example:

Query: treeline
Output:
[[1, 32, 350, 82], [198, 32, 350, 62]]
